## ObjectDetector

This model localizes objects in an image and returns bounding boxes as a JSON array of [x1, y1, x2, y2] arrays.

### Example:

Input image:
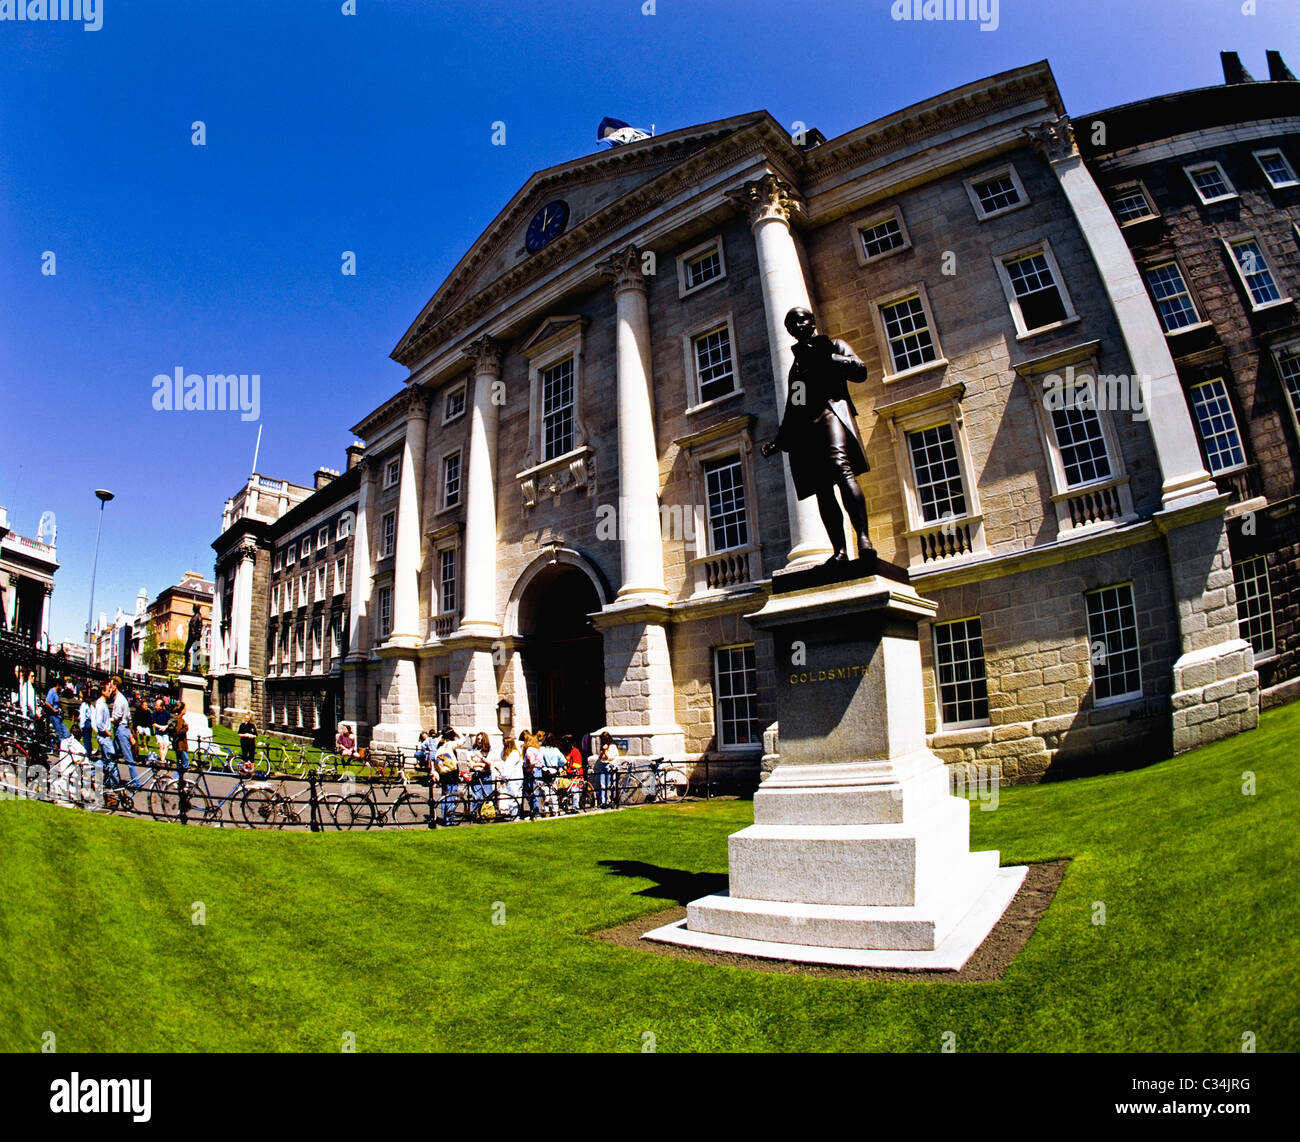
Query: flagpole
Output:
[[250, 424, 263, 476]]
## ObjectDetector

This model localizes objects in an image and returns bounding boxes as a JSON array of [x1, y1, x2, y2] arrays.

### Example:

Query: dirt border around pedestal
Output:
[[592, 859, 1068, 981]]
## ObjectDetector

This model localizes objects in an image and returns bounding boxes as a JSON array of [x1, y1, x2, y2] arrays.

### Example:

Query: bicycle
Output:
[[237, 773, 345, 829], [335, 770, 426, 829], [150, 761, 267, 826]]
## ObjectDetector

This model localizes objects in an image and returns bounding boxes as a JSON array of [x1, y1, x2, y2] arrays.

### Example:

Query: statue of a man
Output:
[[761, 307, 873, 564], [185, 611, 203, 672]]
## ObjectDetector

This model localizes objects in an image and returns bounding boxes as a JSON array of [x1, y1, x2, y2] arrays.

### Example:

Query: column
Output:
[[598, 244, 670, 604], [458, 335, 504, 634], [234, 541, 256, 669], [388, 386, 428, 645], [726, 174, 832, 567], [1025, 117, 1218, 511], [40, 584, 52, 650], [345, 460, 371, 661], [210, 570, 227, 676]]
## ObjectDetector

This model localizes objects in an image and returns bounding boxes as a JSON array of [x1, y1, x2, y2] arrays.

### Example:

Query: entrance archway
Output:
[[514, 562, 606, 738]]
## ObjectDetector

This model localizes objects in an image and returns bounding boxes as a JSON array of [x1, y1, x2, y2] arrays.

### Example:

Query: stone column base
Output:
[[1171, 639, 1260, 754]]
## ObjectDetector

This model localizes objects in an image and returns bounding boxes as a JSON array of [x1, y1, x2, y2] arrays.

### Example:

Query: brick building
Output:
[[338, 61, 1260, 780], [147, 571, 213, 673], [1081, 50, 1300, 708]]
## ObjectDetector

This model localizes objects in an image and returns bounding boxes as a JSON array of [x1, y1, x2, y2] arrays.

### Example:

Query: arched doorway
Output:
[[516, 564, 606, 739]]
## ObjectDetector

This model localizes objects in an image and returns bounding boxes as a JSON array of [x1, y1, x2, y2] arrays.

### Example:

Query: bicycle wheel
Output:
[[316, 792, 346, 829], [659, 767, 690, 801], [390, 790, 425, 827], [334, 793, 375, 830], [238, 786, 278, 828]]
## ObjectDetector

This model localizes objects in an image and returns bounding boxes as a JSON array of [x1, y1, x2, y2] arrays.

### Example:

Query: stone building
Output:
[[0, 505, 58, 647], [338, 60, 1257, 780], [1081, 50, 1300, 709]]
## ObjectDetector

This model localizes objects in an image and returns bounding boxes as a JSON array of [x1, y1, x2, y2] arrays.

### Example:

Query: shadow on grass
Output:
[[598, 860, 728, 906]]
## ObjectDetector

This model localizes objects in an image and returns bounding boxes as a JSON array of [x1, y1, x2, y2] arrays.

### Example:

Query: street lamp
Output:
[[85, 489, 115, 663]]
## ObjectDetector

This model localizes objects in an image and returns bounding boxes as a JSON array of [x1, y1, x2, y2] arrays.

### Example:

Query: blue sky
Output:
[[1, 0, 1295, 645]]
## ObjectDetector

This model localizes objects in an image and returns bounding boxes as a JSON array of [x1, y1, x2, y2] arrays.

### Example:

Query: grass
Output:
[[1, 704, 1297, 1052]]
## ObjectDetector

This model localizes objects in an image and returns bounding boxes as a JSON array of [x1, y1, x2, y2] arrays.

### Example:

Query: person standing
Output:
[[93, 684, 119, 791], [43, 676, 70, 743], [106, 676, 140, 789], [594, 731, 619, 809], [433, 728, 461, 825], [561, 734, 584, 813], [468, 732, 494, 818], [499, 736, 523, 820], [237, 710, 258, 769], [172, 702, 190, 772], [151, 699, 170, 765], [78, 687, 96, 760], [18, 669, 38, 720]]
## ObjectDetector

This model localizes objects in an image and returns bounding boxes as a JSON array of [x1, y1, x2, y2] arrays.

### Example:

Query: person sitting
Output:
[[336, 722, 358, 761]]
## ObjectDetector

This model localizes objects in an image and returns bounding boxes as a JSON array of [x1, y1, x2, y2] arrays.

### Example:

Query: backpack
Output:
[[166, 715, 180, 737]]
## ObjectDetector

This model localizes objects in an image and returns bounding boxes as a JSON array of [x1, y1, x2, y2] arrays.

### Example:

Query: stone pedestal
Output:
[[177, 673, 213, 747], [644, 564, 1025, 969]]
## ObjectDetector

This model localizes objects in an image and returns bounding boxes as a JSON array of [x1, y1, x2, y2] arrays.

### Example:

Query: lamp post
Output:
[[85, 489, 115, 666]]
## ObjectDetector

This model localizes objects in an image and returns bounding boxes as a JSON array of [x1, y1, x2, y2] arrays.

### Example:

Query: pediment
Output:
[[392, 111, 783, 365], [520, 315, 585, 358]]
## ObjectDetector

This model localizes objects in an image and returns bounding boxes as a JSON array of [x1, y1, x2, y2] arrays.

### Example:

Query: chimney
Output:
[[1221, 51, 1256, 84], [314, 467, 340, 491], [1267, 50, 1298, 82], [346, 442, 365, 471]]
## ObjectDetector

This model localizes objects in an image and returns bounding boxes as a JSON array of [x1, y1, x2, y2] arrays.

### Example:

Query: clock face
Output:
[[525, 200, 569, 252]]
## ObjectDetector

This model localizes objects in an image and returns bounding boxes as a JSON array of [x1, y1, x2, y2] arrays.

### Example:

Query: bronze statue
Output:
[[761, 307, 872, 563], [185, 610, 203, 672]]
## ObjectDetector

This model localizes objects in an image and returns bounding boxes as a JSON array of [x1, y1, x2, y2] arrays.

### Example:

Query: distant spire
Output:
[[1221, 51, 1256, 85], [1267, 50, 1297, 82]]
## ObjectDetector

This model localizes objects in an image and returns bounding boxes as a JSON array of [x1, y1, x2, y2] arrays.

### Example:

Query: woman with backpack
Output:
[[433, 728, 461, 826]]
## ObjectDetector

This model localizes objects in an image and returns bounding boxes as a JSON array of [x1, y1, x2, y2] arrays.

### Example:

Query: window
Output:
[[875, 289, 942, 377], [295, 620, 305, 662], [1188, 379, 1246, 474], [1185, 161, 1237, 205], [934, 618, 989, 727], [311, 616, 322, 663], [381, 511, 396, 558], [677, 238, 726, 296], [286, 692, 298, 727], [384, 458, 401, 488], [1233, 555, 1275, 660], [1048, 387, 1114, 487], [439, 547, 457, 614], [378, 587, 392, 640], [444, 384, 466, 422], [443, 452, 462, 509], [1145, 262, 1201, 332], [331, 612, 344, 658], [907, 424, 967, 522], [337, 513, 352, 540], [854, 209, 910, 263], [1086, 584, 1142, 703], [334, 556, 346, 596], [435, 675, 451, 734], [316, 565, 326, 599], [273, 552, 282, 573], [318, 526, 329, 547], [1111, 186, 1156, 223], [541, 356, 575, 460], [286, 543, 296, 566], [965, 165, 1027, 220], [1274, 342, 1300, 432], [714, 644, 759, 749], [702, 455, 749, 552], [301, 534, 311, 558], [1253, 148, 1299, 189], [690, 322, 737, 405], [299, 574, 308, 607], [997, 244, 1075, 335], [1227, 236, 1286, 308], [270, 586, 278, 613]]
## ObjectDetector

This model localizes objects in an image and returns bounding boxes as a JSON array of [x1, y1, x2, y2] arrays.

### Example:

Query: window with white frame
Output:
[[714, 644, 759, 749], [1086, 584, 1142, 703], [316, 565, 326, 599], [334, 556, 346, 596], [1227, 236, 1286, 308], [435, 675, 451, 733], [855, 209, 910, 263], [286, 543, 296, 566], [273, 552, 282, 572], [1188, 378, 1246, 474], [439, 546, 457, 614], [337, 512, 352, 540], [301, 534, 311, 558], [702, 455, 749, 552], [444, 384, 467, 423], [540, 355, 575, 461], [907, 424, 968, 522], [1233, 555, 1275, 660], [677, 238, 725, 296], [312, 616, 322, 663], [689, 321, 738, 406], [934, 617, 989, 728], [442, 451, 461, 509], [965, 165, 1027, 220], [318, 526, 329, 547], [1274, 342, 1300, 433], [1253, 148, 1298, 189], [295, 620, 305, 662], [875, 289, 943, 378], [1145, 261, 1201, 332], [381, 511, 396, 558], [997, 244, 1076, 335], [384, 458, 401, 488], [378, 586, 392, 640], [270, 586, 278, 613], [1048, 387, 1115, 487], [1111, 184, 1156, 223], [331, 612, 344, 658], [1185, 161, 1237, 205], [299, 574, 308, 607]]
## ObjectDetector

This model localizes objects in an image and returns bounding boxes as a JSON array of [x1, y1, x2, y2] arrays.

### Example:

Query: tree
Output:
[[142, 621, 161, 673]]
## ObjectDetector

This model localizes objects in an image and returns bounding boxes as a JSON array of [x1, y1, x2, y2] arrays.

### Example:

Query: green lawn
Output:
[[1, 704, 1296, 1052]]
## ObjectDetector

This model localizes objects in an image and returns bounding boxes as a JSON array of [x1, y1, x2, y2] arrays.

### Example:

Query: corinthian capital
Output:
[[404, 384, 430, 421], [1023, 116, 1078, 164], [462, 333, 503, 378], [726, 174, 804, 229], [597, 243, 647, 294]]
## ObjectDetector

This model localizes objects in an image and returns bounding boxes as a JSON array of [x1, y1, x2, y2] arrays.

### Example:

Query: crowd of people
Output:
[[346, 723, 624, 826], [7, 666, 193, 803]]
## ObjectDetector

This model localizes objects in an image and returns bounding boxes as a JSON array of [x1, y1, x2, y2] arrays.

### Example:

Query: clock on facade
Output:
[[525, 200, 570, 252]]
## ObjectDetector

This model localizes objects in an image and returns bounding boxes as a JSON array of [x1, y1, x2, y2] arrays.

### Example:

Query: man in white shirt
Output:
[[93, 684, 119, 790], [105, 677, 140, 789]]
